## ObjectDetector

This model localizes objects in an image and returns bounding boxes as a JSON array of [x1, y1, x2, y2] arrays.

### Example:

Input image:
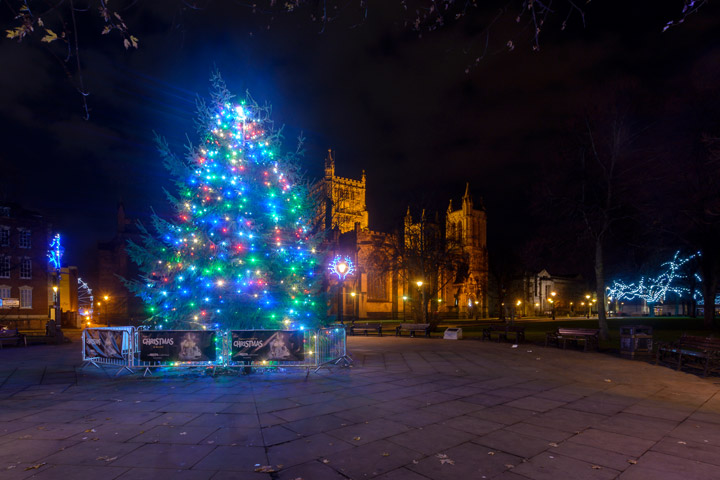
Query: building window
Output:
[[20, 287, 32, 309], [20, 258, 31, 279], [0, 286, 10, 302], [367, 271, 387, 301], [0, 207, 9, 217], [0, 226, 8, 246], [19, 229, 31, 249], [0, 256, 9, 278]]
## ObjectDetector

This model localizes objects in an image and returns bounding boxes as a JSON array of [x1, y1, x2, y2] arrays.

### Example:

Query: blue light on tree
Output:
[[48, 234, 63, 269]]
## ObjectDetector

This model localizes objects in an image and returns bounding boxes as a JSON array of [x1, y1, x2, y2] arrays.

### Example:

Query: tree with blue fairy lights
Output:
[[126, 73, 326, 330]]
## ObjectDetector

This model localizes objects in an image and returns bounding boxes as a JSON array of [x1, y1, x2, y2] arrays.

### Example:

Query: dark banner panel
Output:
[[84, 329, 124, 359], [231, 330, 304, 362], [139, 330, 217, 362]]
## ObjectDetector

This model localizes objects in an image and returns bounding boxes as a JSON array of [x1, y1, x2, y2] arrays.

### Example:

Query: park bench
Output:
[[482, 324, 526, 343], [0, 327, 27, 348], [656, 334, 720, 377], [347, 323, 383, 336], [546, 328, 599, 352], [395, 323, 431, 337]]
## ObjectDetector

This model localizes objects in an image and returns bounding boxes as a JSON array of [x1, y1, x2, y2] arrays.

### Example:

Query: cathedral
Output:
[[316, 150, 489, 321]]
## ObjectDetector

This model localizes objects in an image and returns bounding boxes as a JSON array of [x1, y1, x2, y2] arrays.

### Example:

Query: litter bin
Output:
[[443, 328, 462, 340], [619, 325, 653, 358]]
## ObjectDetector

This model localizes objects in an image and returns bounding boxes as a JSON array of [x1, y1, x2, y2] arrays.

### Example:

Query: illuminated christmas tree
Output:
[[126, 74, 325, 330]]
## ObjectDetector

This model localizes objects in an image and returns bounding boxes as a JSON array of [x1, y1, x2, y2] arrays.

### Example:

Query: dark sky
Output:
[[1, 1, 719, 280]]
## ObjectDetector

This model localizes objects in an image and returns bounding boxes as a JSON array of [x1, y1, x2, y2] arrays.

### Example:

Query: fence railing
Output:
[[81, 326, 351, 376]]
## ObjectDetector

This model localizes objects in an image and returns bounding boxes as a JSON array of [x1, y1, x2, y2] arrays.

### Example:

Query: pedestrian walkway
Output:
[[0, 336, 718, 479]]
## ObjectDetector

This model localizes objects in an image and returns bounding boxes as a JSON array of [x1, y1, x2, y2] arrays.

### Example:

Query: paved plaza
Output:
[[1, 335, 719, 479]]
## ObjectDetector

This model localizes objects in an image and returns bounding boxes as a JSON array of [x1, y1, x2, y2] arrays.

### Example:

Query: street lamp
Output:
[[402, 295, 408, 321], [550, 291, 557, 320], [416, 280, 425, 323], [329, 255, 355, 325], [103, 295, 110, 327], [585, 294, 591, 318]]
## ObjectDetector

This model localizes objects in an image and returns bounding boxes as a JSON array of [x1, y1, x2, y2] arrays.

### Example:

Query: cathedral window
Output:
[[367, 270, 387, 301]]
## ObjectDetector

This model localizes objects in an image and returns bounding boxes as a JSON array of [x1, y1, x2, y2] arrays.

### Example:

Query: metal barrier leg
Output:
[[143, 367, 152, 377]]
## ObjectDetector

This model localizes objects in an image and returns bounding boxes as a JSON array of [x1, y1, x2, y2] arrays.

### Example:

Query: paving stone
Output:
[[160, 402, 232, 413], [190, 445, 267, 471], [328, 418, 410, 445], [386, 408, 452, 427], [283, 414, 348, 435], [473, 429, 551, 459], [261, 425, 300, 446], [142, 412, 203, 426], [651, 436, 720, 466], [17, 464, 129, 480], [594, 412, 679, 441], [82, 410, 163, 425], [67, 423, 148, 443], [512, 450, 620, 480], [504, 422, 574, 443], [551, 441, 636, 471], [522, 408, 608, 433], [197, 426, 263, 446], [504, 396, 567, 413], [462, 393, 509, 407], [439, 415, 505, 436], [333, 404, 400, 423], [420, 399, 487, 416], [255, 398, 302, 413], [622, 403, 693, 422], [115, 468, 215, 480], [185, 413, 260, 429], [407, 441, 521, 480], [623, 451, 720, 479], [267, 432, 354, 468], [0, 439, 76, 464], [128, 425, 219, 444], [387, 423, 476, 455], [40, 440, 142, 465], [111, 444, 215, 469], [209, 471, 270, 480], [468, 405, 540, 425], [668, 419, 720, 446], [324, 438, 423, 479], [276, 459, 348, 480], [563, 398, 627, 416], [568, 429, 655, 457], [17, 409, 89, 423]]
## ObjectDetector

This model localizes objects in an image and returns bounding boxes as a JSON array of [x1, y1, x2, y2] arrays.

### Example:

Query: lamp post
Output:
[[402, 295, 407, 321], [103, 295, 110, 327], [329, 255, 355, 325], [585, 294, 591, 318], [416, 280, 425, 323], [550, 291, 557, 320]]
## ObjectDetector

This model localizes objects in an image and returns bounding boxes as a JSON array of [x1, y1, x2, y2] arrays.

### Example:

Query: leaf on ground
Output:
[[604, 379, 612, 383], [18, 435, 31, 439], [591, 465, 602, 469], [24, 463, 46, 471], [487, 451, 495, 455], [505, 464, 514, 469], [677, 440, 687, 444], [511, 345, 518, 348], [548, 442, 559, 447], [412, 460, 419, 464], [321, 459, 330, 464], [628, 459, 638, 464], [254, 465, 276, 473], [381, 452, 390, 457], [179, 432, 187, 436], [353, 436, 361, 441]]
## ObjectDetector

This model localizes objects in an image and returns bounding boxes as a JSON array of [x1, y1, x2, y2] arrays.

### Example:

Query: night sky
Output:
[[1, 1, 718, 281]]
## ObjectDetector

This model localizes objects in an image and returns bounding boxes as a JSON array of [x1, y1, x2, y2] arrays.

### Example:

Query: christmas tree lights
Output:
[[126, 74, 325, 330]]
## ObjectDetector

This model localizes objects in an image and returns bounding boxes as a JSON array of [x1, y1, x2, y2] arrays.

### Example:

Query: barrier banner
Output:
[[139, 330, 217, 362], [231, 330, 304, 362], [84, 329, 124, 359]]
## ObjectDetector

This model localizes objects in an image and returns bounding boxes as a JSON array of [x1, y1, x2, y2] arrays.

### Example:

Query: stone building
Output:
[[316, 152, 489, 321], [0, 203, 53, 329]]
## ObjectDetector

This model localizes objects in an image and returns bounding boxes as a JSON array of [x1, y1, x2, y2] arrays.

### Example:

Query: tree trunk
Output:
[[595, 238, 610, 340], [700, 248, 718, 329]]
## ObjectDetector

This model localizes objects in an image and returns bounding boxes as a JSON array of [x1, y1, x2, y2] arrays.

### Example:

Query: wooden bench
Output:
[[348, 323, 383, 336], [546, 328, 599, 351], [482, 324, 526, 343], [0, 328, 27, 348], [656, 335, 720, 377], [395, 323, 431, 337]]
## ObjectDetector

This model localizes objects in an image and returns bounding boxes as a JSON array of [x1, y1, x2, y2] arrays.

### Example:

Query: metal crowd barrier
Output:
[[80, 326, 352, 377], [81, 326, 136, 375]]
